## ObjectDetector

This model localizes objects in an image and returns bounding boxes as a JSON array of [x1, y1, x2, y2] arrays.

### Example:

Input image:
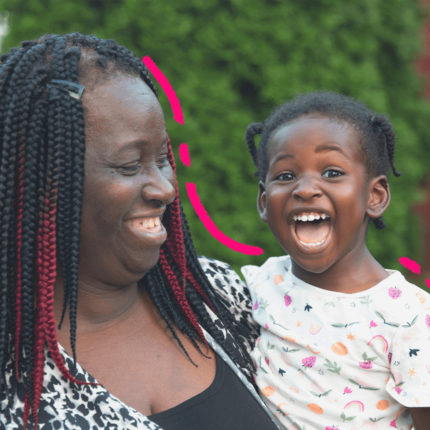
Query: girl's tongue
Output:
[[295, 219, 330, 245]]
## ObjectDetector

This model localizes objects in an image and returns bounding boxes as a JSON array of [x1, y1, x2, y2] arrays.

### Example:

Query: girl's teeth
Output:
[[293, 213, 328, 222]]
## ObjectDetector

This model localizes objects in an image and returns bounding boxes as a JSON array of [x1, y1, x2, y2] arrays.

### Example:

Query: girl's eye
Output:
[[323, 169, 343, 178], [275, 172, 295, 181], [116, 163, 141, 176]]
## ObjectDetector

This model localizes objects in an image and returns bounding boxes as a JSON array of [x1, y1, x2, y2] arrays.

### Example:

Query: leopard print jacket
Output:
[[0, 257, 271, 430]]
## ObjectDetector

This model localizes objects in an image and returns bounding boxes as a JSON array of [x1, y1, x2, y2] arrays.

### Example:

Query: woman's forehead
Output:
[[82, 76, 165, 154], [83, 74, 156, 112]]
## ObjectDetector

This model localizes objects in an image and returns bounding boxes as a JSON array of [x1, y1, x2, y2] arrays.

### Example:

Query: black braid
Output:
[[370, 114, 401, 177], [245, 122, 263, 170], [246, 91, 401, 229], [0, 43, 48, 379]]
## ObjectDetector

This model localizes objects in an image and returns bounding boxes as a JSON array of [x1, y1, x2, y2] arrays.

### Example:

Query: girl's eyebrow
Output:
[[271, 153, 294, 165], [314, 143, 349, 158]]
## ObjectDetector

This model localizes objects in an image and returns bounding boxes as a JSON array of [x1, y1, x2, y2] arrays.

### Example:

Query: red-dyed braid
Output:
[[165, 139, 187, 290], [25, 188, 89, 429], [27, 208, 49, 428], [14, 146, 25, 377], [164, 139, 213, 310], [159, 249, 206, 343]]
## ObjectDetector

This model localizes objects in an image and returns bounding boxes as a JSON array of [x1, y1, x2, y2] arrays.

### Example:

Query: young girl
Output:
[[242, 92, 430, 430]]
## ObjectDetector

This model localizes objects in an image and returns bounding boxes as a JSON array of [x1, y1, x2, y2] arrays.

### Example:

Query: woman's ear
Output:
[[366, 175, 391, 219], [257, 181, 268, 222]]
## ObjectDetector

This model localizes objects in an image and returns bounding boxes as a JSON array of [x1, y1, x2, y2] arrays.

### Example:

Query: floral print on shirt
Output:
[[242, 255, 430, 430]]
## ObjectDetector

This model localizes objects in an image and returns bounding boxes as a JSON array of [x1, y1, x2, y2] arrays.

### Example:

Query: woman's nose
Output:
[[292, 176, 322, 200], [141, 166, 176, 206]]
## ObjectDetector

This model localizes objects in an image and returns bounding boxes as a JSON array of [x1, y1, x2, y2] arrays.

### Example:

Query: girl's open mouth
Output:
[[292, 212, 331, 251]]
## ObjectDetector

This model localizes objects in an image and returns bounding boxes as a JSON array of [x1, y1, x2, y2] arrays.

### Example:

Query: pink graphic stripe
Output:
[[179, 143, 190, 167], [142, 56, 184, 125], [186, 182, 264, 255], [398, 257, 421, 274], [427, 279, 430, 289]]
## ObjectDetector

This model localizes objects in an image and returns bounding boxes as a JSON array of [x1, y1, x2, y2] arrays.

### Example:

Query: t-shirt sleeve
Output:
[[198, 256, 260, 351], [386, 309, 430, 407]]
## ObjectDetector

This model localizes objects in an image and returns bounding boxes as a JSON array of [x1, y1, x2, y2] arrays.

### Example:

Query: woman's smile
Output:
[[124, 213, 167, 245]]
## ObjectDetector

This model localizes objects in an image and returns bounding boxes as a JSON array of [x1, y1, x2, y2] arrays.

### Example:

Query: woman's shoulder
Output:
[[198, 256, 260, 350], [198, 256, 252, 311]]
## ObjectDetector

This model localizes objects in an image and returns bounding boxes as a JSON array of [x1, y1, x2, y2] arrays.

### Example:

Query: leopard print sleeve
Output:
[[199, 256, 260, 355]]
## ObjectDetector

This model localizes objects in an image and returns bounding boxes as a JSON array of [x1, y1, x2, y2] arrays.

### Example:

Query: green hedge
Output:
[[1, 0, 429, 275]]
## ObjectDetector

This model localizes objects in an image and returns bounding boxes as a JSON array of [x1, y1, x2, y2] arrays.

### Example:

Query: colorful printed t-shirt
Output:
[[242, 255, 430, 430]]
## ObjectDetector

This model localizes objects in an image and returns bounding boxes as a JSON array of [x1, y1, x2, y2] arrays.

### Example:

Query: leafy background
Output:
[[1, 0, 429, 283]]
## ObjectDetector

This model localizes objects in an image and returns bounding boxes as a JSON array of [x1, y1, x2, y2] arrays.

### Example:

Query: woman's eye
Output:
[[157, 154, 170, 168], [275, 172, 295, 181], [116, 163, 141, 175], [323, 169, 343, 178]]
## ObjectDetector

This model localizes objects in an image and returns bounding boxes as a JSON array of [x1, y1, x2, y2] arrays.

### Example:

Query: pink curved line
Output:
[[179, 143, 190, 167], [426, 279, 430, 289], [186, 182, 264, 256], [142, 56, 184, 125], [398, 257, 421, 275]]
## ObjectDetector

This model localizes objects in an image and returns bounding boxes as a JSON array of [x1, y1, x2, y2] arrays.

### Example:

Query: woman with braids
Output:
[[0, 33, 280, 429], [241, 91, 430, 429]]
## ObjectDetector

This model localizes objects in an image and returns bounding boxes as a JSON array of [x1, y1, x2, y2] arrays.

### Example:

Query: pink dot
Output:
[[398, 257, 421, 274], [179, 143, 190, 167]]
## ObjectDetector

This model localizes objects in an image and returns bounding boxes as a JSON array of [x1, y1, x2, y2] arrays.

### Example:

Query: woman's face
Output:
[[79, 74, 176, 287]]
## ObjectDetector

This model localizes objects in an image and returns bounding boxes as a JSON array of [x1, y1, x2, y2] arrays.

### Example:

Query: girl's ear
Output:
[[366, 175, 391, 219], [257, 181, 268, 222]]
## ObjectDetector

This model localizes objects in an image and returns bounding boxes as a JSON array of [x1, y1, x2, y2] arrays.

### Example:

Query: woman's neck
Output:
[[54, 276, 143, 330]]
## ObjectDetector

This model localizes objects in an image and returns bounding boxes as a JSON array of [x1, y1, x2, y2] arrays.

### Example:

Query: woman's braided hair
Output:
[[0, 33, 253, 428], [245, 91, 401, 229]]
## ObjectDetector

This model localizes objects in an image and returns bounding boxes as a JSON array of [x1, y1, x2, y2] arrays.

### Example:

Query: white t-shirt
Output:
[[242, 255, 430, 430]]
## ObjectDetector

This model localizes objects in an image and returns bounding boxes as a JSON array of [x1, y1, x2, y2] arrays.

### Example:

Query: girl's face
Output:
[[258, 115, 389, 286]]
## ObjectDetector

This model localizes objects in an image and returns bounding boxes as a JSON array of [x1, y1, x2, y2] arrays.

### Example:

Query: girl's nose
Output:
[[292, 176, 322, 200], [141, 166, 176, 206]]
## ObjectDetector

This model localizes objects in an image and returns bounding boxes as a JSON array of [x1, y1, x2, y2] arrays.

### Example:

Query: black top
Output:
[[149, 354, 278, 430]]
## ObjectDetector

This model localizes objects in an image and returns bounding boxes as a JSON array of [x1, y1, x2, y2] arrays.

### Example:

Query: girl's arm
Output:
[[410, 408, 430, 430]]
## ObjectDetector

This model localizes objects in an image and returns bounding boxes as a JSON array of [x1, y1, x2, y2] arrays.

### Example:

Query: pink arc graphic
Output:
[[142, 56, 184, 125], [143, 56, 264, 255], [187, 183, 263, 255]]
